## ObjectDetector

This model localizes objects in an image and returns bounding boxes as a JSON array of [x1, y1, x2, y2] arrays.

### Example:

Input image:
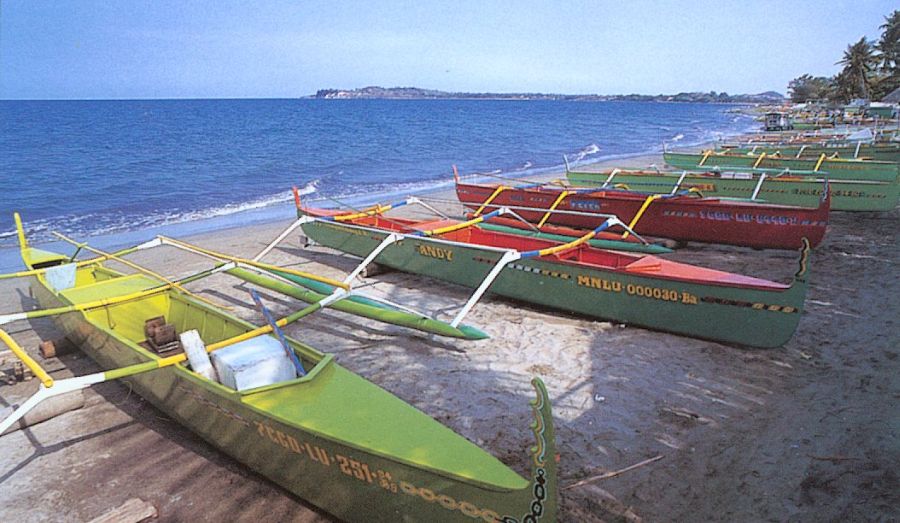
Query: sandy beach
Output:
[[1, 151, 897, 522]]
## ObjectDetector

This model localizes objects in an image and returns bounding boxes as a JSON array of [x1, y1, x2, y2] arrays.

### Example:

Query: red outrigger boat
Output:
[[455, 178, 829, 250]]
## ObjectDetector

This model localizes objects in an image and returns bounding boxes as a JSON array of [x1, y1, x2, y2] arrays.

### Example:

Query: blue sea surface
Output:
[[0, 99, 753, 270]]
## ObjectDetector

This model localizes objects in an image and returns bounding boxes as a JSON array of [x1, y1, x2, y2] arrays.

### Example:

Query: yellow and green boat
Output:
[[1, 215, 558, 523], [664, 150, 899, 183]]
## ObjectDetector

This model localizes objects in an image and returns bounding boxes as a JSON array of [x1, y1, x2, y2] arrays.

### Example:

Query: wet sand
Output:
[[1, 152, 897, 522]]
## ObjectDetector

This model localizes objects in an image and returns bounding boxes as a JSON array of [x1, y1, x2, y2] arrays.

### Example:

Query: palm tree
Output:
[[837, 37, 876, 99], [877, 10, 900, 72], [875, 10, 900, 97]]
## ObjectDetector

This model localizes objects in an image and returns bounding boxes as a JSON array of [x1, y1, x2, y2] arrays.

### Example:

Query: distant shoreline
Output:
[[312, 86, 784, 104]]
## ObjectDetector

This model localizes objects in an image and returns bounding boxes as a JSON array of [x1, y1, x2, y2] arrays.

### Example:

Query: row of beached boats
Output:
[[1, 119, 897, 521]]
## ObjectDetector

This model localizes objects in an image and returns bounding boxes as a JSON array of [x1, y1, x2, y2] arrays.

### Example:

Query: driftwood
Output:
[[88, 498, 158, 523], [564, 454, 664, 490], [1, 390, 86, 436]]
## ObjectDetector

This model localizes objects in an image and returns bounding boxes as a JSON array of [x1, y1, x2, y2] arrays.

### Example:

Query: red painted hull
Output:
[[455, 182, 829, 249]]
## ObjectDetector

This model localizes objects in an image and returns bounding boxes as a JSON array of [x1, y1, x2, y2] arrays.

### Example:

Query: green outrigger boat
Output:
[[1, 215, 558, 522], [664, 150, 899, 183], [297, 206, 812, 348], [718, 143, 900, 162], [564, 168, 900, 212]]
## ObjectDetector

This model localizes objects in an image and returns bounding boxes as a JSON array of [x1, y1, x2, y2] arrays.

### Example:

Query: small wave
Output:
[[670, 133, 684, 142], [575, 143, 601, 161], [0, 180, 321, 248], [516, 161, 534, 171]]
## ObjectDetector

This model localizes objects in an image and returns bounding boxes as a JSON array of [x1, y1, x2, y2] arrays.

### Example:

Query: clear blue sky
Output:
[[0, 0, 895, 99]]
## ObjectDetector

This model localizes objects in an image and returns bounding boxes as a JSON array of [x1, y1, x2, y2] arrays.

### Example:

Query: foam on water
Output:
[[1, 99, 755, 270]]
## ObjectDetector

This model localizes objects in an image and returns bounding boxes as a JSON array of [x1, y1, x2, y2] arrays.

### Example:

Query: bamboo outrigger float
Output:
[[1, 214, 558, 522], [294, 200, 812, 348]]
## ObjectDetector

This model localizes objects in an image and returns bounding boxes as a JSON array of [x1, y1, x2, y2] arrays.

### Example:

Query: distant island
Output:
[[313, 86, 784, 104]]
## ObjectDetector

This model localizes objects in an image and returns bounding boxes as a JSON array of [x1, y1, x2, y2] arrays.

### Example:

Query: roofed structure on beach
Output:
[[883, 87, 900, 104]]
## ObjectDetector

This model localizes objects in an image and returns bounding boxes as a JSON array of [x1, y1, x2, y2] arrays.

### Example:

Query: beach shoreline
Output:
[[2, 145, 896, 522]]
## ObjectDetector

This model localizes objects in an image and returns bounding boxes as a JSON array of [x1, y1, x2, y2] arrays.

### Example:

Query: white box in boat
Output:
[[210, 335, 296, 391]]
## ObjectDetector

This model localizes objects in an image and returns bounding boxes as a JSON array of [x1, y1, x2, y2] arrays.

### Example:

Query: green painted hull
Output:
[[720, 145, 900, 162], [24, 254, 557, 522], [565, 170, 900, 212], [227, 266, 489, 340], [299, 217, 810, 348], [664, 151, 899, 183]]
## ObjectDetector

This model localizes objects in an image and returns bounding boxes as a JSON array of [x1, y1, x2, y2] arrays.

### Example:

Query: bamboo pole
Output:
[[158, 236, 350, 291], [53, 232, 227, 310]]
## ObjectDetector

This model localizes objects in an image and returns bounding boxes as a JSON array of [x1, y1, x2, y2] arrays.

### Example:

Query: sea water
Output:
[[0, 98, 753, 270]]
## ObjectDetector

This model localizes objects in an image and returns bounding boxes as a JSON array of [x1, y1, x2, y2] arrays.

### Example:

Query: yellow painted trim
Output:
[[13, 286, 171, 322], [622, 194, 662, 239], [333, 204, 389, 222], [14, 212, 27, 253], [537, 191, 571, 228], [536, 227, 598, 257], [813, 153, 826, 172], [473, 186, 507, 216], [697, 150, 712, 167], [421, 214, 488, 236], [752, 152, 767, 168], [0, 328, 53, 387]]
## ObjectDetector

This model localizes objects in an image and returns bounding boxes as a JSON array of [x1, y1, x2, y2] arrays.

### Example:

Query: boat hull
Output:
[[29, 277, 555, 522], [299, 218, 809, 348], [664, 151, 899, 183], [456, 183, 828, 249], [720, 145, 900, 162], [565, 170, 900, 212]]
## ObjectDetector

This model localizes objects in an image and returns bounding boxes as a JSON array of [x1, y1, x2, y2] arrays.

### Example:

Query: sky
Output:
[[0, 0, 896, 99]]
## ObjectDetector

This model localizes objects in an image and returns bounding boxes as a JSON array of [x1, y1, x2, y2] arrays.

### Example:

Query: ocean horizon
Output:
[[1, 98, 754, 271]]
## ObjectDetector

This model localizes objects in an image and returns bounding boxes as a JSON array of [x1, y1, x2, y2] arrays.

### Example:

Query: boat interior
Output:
[[27, 257, 532, 490], [41, 261, 325, 394]]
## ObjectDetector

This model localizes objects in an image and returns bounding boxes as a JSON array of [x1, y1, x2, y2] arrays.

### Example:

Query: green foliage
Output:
[[836, 37, 876, 99], [787, 74, 834, 102], [788, 10, 900, 102]]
